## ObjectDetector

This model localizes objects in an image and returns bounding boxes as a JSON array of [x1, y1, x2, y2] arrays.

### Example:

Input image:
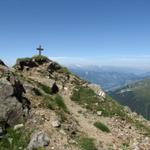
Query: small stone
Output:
[[14, 124, 24, 130], [68, 139, 76, 144], [64, 87, 68, 90], [52, 120, 61, 128], [59, 129, 66, 135], [97, 111, 102, 116]]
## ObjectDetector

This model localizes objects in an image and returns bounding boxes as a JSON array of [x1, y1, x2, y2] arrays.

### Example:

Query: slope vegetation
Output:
[[110, 78, 150, 120]]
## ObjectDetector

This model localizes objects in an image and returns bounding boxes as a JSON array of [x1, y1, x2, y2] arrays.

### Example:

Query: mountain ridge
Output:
[[69, 66, 143, 92], [1, 56, 150, 149]]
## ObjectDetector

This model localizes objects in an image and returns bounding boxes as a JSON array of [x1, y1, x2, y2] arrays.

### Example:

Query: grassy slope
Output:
[[110, 77, 150, 120]]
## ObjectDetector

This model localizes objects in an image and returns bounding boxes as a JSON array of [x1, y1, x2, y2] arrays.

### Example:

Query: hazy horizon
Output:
[[3, 55, 150, 74]]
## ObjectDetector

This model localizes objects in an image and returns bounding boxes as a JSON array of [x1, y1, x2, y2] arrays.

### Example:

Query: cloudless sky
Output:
[[1, 0, 150, 69]]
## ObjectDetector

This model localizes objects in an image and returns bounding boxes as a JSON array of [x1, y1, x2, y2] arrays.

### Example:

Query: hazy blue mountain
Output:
[[140, 72, 150, 78], [69, 65, 142, 92]]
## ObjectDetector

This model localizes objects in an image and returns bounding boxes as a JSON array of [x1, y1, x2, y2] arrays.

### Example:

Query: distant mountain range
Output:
[[109, 78, 150, 120], [69, 65, 144, 92]]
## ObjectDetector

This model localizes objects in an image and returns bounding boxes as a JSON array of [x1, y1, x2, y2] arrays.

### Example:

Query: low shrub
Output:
[[54, 95, 68, 112], [39, 83, 52, 95], [79, 138, 97, 150], [94, 122, 110, 133], [43, 94, 68, 113]]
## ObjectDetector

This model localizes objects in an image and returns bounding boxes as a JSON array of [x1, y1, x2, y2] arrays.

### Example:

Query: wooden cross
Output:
[[36, 45, 44, 56]]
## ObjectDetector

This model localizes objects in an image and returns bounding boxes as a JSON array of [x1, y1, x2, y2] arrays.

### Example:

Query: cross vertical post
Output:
[[36, 45, 44, 56]]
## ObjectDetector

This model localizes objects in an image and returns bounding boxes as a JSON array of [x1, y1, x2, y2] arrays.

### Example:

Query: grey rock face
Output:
[[0, 74, 30, 133], [27, 131, 50, 150], [0, 78, 23, 126]]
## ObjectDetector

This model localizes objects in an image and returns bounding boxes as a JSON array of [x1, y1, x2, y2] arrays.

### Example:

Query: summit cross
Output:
[[36, 45, 44, 56]]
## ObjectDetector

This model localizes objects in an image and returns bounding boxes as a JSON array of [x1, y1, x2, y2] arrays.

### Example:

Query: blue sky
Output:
[[1, 0, 150, 69]]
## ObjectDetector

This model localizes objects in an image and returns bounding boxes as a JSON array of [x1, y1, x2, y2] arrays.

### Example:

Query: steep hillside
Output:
[[1, 56, 150, 149], [69, 67, 141, 91], [110, 78, 150, 120]]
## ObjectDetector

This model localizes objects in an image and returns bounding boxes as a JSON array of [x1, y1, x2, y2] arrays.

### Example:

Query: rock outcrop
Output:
[[0, 78, 23, 124], [88, 83, 106, 98], [0, 71, 30, 136], [14, 56, 50, 70], [0, 60, 9, 78]]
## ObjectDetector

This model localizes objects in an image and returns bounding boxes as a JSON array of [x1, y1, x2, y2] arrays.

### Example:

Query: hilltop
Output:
[[1, 56, 150, 149]]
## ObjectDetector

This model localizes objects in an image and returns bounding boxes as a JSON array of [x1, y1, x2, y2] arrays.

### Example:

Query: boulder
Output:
[[27, 131, 50, 150], [0, 78, 23, 125], [51, 82, 59, 94], [0, 75, 30, 131]]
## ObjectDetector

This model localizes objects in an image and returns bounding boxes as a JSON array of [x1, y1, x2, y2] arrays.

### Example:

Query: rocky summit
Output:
[[1, 55, 150, 150]]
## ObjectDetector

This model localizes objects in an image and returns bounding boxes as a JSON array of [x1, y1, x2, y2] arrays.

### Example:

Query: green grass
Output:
[[71, 86, 127, 118], [16, 55, 49, 65], [97, 96, 127, 118], [32, 88, 42, 96], [79, 138, 97, 150], [94, 122, 110, 133], [32, 55, 49, 60], [0, 128, 30, 150], [71, 86, 101, 110], [57, 67, 70, 75], [43, 95, 54, 109], [39, 83, 52, 95], [16, 57, 32, 63], [54, 95, 68, 112], [132, 120, 150, 136], [43, 94, 68, 113]]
